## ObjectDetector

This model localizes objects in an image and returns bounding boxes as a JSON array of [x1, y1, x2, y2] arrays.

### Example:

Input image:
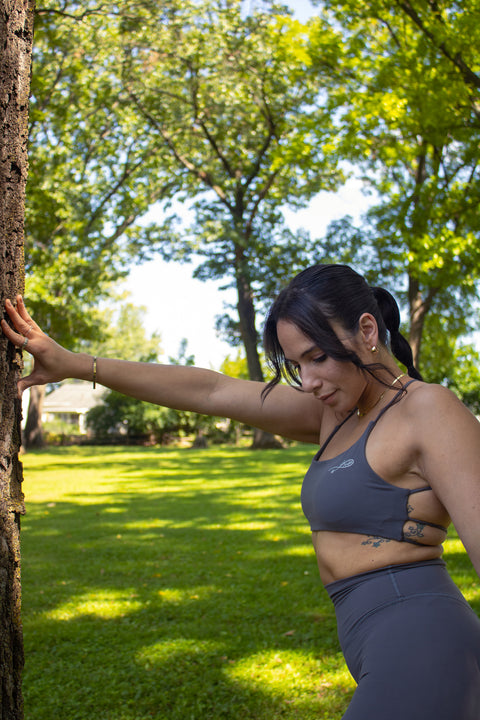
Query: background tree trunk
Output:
[[23, 386, 45, 449], [235, 262, 282, 449], [0, 0, 35, 717], [408, 275, 437, 367]]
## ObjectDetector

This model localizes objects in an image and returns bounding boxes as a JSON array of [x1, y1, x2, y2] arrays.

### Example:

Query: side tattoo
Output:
[[404, 522, 425, 539], [361, 536, 392, 548]]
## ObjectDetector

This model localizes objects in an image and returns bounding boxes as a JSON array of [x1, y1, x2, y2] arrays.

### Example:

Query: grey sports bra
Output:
[[301, 382, 448, 545]]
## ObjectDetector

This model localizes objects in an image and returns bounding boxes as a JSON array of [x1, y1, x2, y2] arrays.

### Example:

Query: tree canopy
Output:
[[27, 1, 181, 344], [26, 0, 480, 399], [318, 0, 480, 365], [28, 0, 346, 384]]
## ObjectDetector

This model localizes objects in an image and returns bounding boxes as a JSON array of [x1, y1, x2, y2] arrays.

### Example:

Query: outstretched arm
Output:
[[1, 296, 323, 444]]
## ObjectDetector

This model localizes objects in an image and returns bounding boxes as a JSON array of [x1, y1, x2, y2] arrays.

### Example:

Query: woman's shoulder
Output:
[[405, 379, 468, 411], [403, 379, 480, 435]]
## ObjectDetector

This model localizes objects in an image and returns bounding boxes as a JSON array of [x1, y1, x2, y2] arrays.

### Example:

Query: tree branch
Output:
[[187, 61, 237, 179], [395, 0, 480, 91], [127, 89, 233, 210]]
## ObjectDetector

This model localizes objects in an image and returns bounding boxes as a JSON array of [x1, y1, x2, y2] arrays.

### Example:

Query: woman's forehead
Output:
[[276, 318, 357, 359], [276, 320, 320, 357]]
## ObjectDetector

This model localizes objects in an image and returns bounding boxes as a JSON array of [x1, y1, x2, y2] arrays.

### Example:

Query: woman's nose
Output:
[[300, 368, 321, 394]]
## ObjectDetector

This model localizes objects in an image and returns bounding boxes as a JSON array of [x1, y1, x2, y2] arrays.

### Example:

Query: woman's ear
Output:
[[357, 313, 379, 350]]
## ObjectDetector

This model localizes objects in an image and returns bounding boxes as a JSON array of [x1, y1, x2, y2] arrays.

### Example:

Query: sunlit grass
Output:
[[45, 589, 144, 621], [20, 445, 478, 719]]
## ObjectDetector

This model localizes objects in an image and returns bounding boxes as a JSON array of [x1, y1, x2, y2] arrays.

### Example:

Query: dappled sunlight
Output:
[[251, 536, 314, 553], [45, 589, 143, 620], [444, 535, 480, 609], [224, 649, 354, 710], [462, 587, 480, 604], [136, 637, 225, 666], [131, 640, 354, 717], [21, 445, 478, 719], [210, 519, 277, 531], [156, 584, 220, 604], [445, 537, 466, 553]]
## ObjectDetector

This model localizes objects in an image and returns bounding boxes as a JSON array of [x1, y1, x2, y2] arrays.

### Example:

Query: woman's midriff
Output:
[[312, 530, 445, 585]]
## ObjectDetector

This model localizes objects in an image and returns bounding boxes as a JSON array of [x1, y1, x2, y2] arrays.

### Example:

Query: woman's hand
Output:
[[1, 295, 86, 394]]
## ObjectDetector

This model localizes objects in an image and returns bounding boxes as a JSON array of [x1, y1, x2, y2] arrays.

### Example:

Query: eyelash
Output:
[[289, 355, 327, 373]]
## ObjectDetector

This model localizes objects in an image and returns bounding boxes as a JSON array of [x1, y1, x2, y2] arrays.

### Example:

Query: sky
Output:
[[122, 0, 372, 369], [123, 178, 372, 369]]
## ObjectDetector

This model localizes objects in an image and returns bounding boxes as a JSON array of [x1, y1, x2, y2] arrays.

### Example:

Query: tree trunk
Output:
[[407, 274, 437, 367], [23, 386, 45, 449], [234, 254, 282, 449], [235, 269, 264, 382], [0, 1, 35, 717]]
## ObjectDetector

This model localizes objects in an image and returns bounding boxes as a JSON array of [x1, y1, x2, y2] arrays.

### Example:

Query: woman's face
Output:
[[276, 319, 367, 413]]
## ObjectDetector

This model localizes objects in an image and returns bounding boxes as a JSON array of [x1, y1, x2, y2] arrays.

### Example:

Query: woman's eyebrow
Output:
[[300, 344, 319, 358], [285, 345, 318, 363]]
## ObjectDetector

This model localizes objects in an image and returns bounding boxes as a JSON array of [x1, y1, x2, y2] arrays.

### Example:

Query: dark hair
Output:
[[263, 264, 422, 396]]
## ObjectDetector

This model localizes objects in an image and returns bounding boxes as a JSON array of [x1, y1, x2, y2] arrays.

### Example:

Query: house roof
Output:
[[43, 383, 104, 414]]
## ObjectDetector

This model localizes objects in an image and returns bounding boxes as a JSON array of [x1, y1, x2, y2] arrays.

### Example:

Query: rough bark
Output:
[[0, 0, 35, 717]]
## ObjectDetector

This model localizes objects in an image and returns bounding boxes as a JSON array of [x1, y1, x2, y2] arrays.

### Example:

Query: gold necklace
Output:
[[356, 373, 407, 418]]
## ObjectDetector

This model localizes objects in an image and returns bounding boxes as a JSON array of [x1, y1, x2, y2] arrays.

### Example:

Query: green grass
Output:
[[20, 445, 480, 720]]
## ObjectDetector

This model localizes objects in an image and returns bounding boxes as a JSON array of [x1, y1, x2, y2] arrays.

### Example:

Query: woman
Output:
[[3, 263, 480, 718]]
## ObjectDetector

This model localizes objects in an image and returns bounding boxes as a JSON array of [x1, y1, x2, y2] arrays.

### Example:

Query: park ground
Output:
[[20, 445, 480, 720]]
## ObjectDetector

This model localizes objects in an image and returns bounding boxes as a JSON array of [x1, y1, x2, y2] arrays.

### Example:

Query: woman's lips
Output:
[[318, 390, 336, 404]]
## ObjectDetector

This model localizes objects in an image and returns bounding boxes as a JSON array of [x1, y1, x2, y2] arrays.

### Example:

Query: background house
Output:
[[42, 382, 104, 435]]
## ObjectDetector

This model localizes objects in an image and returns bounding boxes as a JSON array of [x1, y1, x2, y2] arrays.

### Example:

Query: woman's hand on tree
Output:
[[1, 295, 84, 394]]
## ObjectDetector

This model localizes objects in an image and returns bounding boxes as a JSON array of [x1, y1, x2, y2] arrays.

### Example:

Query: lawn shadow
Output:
[[21, 445, 354, 720]]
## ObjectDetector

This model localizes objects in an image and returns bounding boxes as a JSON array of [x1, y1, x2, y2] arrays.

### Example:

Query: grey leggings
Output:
[[326, 559, 480, 719]]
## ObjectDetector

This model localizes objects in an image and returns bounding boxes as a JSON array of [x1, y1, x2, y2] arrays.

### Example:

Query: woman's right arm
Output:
[[1, 296, 323, 444]]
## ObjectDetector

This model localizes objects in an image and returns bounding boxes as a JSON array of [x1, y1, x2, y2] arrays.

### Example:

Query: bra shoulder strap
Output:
[[315, 408, 356, 459], [316, 378, 417, 459]]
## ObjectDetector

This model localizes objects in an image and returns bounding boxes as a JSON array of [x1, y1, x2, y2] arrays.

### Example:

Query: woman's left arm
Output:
[[416, 384, 480, 578]]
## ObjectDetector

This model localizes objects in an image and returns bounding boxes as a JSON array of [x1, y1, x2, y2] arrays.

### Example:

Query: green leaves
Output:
[[27, 2, 182, 344], [28, 0, 480, 379], [28, 1, 345, 377], [315, 0, 480, 368]]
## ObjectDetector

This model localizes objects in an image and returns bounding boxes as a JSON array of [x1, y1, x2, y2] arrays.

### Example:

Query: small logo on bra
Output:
[[329, 459, 355, 474]]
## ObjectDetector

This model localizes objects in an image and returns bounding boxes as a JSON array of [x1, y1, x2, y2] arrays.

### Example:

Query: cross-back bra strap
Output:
[[409, 486, 430, 494], [407, 517, 449, 532], [407, 487, 448, 533]]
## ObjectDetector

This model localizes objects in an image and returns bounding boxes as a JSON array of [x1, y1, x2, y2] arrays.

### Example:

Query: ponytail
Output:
[[371, 287, 423, 380]]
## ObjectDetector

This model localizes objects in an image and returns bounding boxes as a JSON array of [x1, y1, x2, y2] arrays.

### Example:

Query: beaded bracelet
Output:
[[92, 356, 97, 389]]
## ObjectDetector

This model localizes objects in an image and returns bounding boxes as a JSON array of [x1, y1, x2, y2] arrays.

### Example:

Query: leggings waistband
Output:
[[326, 559, 446, 600], [325, 559, 468, 626]]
